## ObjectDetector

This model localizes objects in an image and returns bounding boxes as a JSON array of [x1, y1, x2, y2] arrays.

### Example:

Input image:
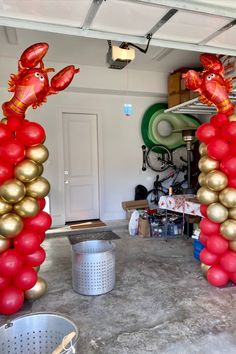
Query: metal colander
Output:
[[0, 313, 79, 354], [72, 240, 116, 296]]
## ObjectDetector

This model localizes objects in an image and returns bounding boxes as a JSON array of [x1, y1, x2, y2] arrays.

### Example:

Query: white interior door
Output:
[[63, 113, 99, 222]]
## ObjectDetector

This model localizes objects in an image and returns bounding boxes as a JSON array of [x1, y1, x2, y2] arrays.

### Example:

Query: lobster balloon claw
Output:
[[50, 65, 80, 92], [200, 53, 224, 74], [182, 70, 202, 91], [19, 42, 49, 69]]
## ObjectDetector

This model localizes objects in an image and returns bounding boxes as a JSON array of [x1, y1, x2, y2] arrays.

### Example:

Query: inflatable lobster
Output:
[[0, 43, 79, 314]]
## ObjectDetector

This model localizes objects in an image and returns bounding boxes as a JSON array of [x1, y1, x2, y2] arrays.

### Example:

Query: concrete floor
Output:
[[1, 226, 236, 354]]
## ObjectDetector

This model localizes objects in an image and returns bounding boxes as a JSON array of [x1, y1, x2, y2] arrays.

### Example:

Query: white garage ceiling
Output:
[[0, 0, 236, 73]]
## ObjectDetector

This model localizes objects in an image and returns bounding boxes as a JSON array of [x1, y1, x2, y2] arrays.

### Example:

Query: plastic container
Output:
[[193, 239, 205, 261], [72, 240, 116, 295], [0, 312, 79, 354]]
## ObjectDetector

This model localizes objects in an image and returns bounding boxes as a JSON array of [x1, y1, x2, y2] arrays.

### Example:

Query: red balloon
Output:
[[196, 123, 218, 144], [207, 265, 229, 287], [200, 248, 219, 266], [0, 160, 14, 185], [14, 230, 41, 255], [24, 211, 52, 232], [37, 232, 45, 244], [207, 138, 230, 160], [229, 271, 236, 284], [210, 113, 229, 128], [37, 197, 46, 210], [0, 275, 11, 291], [0, 138, 25, 164], [199, 232, 209, 246], [0, 123, 12, 142], [0, 249, 23, 278], [220, 155, 236, 175], [200, 218, 220, 235], [7, 116, 24, 132], [200, 204, 208, 218], [24, 247, 46, 267], [220, 250, 236, 273], [221, 121, 236, 142], [0, 286, 24, 315], [13, 266, 37, 290], [229, 143, 236, 156], [228, 175, 236, 188], [207, 234, 228, 255], [16, 121, 45, 146]]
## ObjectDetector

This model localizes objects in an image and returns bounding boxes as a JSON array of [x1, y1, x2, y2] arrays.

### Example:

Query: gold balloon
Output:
[[199, 143, 208, 156], [0, 197, 12, 215], [1, 118, 7, 125], [37, 163, 44, 176], [26, 177, 50, 198], [205, 170, 228, 192], [14, 159, 39, 183], [201, 263, 211, 277], [24, 277, 47, 300], [229, 114, 236, 122], [198, 156, 220, 174], [229, 240, 236, 252], [206, 202, 228, 223], [0, 235, 11, 253], [14, 196, 39, 218], [0, 179, 26, 203], [26, 144, 49, 164], [198, 173, 206, 187], [197, 186, 218, 205], [229, 207, 236, 220], [219, 188, 236, 208], [220, 219, 236, 241], [0, 213, 23, 238]]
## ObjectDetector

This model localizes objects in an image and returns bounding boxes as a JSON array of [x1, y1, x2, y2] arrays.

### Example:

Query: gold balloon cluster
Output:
[[24, 276, 47, 300]]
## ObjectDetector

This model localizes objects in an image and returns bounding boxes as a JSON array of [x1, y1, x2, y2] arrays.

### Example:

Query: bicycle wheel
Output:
[[146, 144, 172, 172]]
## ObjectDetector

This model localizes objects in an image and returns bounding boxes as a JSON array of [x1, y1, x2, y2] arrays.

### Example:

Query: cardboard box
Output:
[[122, 200, 149, 220], [181, 90, 190, 103], [138, 217, 150, 238], [189, 91, 199, 99], [168, 93, 181, 108], [168, 72, 182, 94]]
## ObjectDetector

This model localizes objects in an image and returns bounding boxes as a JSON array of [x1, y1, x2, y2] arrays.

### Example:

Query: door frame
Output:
[[59, 107, 104, 226]]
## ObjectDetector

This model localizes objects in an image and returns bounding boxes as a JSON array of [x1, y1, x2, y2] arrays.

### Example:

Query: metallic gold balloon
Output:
[[0, 235, 11, 253], [199, 143, 208, 156], [220, 219, 236, 241], [0, 213, 23, 238], [37, 164, 44, 176], [14, 159, 39, 183], [206, 202, 228, 223], [0, 179, 26, 204], [1, 118, 7, 124], [201, 263, 211, 277], [0, 197, 12, 215], [219, 188, 236, 208], [26, 144, 49, 164], [198, 156, 220, 174], [229, 207, 236, 220], [205, 170, 228, 192], [197, 186, 218, 205], [26, 177, 50, 198], [198, 173, 206, 187], [14, 196, 39, 218], [229, 114, 236, 122], [24, 277, 47, 300], [229, 240, 236, 252]]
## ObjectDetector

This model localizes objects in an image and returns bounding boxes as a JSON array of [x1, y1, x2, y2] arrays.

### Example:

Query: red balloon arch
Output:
[[0, 42, 79, 314], [184, 53, 236, 287]]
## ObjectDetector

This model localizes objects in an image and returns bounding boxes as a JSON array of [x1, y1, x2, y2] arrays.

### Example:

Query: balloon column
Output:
[[0, 43, 79, 314], [183, 53, 236, 287]]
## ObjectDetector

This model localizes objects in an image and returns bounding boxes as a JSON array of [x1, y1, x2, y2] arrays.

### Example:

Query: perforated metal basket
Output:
[[0, 312, 79, 354], [72, 240, 116, 295]]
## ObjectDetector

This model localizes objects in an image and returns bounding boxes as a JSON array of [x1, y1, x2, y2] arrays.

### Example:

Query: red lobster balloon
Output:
[[0, 43, 79, 314]]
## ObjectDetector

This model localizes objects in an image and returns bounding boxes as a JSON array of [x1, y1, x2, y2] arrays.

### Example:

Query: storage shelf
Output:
[[165, 92, 236, 115]]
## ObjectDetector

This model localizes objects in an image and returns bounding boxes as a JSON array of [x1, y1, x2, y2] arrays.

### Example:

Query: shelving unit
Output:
[[165, 92, 236, 115]]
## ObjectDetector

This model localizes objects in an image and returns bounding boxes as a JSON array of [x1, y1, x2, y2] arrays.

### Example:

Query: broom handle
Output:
[[51, 331, 76, 354]]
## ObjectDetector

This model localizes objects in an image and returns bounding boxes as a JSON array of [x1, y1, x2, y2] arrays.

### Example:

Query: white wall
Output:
[[0, 58, 167, 226]]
